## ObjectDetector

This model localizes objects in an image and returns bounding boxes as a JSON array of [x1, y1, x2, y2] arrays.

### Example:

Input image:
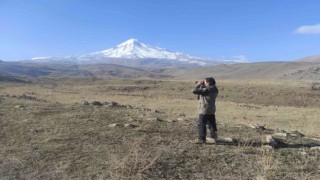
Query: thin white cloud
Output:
[[295, 24, 320, 34]]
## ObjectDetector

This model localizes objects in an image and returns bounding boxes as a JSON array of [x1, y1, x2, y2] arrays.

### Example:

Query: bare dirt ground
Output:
[[1, 78, 320, 179]]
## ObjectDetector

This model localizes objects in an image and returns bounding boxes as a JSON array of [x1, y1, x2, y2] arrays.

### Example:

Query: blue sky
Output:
[[1, 0, 320, 62]]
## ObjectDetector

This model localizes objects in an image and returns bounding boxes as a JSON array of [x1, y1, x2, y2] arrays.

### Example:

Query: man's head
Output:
[[205, 77, 216, 86]]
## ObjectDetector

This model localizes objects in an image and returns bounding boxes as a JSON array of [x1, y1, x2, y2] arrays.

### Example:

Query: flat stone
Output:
[[108, 123, 121, 128], [126, 105, 133, 109], [177, 118, 184, 121], [289, 133, 298, 137], [273, 132, 287, 137], [248, 124, 265, 130], [256, 175, 267, 180], [261, 145, 274, 150], [81, 101, 90, 105], [300, 152, 308, 156], [266, 135, 278, 146], [224, 137, 234, 143], [124, 123, 137, 128], [275, 129, 286, 133], [310, 146, 320, 151], [307, 137, 320, 141], [165, 119, 176, 123], [138, 114, 145, 118], [289, 130, 304, 137]]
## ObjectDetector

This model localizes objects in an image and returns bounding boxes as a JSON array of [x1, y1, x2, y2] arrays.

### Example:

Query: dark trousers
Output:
[[198, 114, 217, 140]]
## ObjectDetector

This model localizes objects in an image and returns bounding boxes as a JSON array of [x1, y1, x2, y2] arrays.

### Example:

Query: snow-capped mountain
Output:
[[77, 38, 211, 66], [85, 38, 200, 60], [29, 38, 247, 67]]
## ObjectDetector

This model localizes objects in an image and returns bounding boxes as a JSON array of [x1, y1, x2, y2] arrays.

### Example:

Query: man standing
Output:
[[191, 77, 219, 144]]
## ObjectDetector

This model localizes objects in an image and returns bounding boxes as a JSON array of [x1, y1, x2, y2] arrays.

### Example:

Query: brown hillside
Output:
[[296, 55, 320, 62], [158, 62, 320, 81]]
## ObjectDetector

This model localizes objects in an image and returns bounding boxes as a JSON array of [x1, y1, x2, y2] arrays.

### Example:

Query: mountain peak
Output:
[[124, 38, 139, 44], [81, 39, 209, 65], [116, 38, 145, 49], [90, 38, 195, 60]]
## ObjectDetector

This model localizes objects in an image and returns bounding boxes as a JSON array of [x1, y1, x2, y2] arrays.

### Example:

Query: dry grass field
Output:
[[1, 77, 320, 179]]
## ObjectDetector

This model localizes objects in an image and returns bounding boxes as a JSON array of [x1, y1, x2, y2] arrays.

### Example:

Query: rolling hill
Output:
[[156, 62, 320, 81], [1, 60, 319, 81], [295, 55, 320, 63], [0, 61, 170, 78]]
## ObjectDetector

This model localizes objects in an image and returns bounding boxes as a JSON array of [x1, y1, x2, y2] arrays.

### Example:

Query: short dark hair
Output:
[[205, 77, 216, 85]]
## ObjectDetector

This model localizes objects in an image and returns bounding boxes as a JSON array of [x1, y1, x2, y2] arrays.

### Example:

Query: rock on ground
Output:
[[108, 123, 121, 128]]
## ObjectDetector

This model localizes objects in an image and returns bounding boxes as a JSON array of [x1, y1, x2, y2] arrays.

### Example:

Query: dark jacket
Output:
[[192, 85, 218, 114]]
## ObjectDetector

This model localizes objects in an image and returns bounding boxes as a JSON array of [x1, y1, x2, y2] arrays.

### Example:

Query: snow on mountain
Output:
[[31, 57, 54, 60], [78, 38, 210, 65], [89, 38, 198, 59], [29, 38, 247, 67], [27, 56, 77, 64]]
